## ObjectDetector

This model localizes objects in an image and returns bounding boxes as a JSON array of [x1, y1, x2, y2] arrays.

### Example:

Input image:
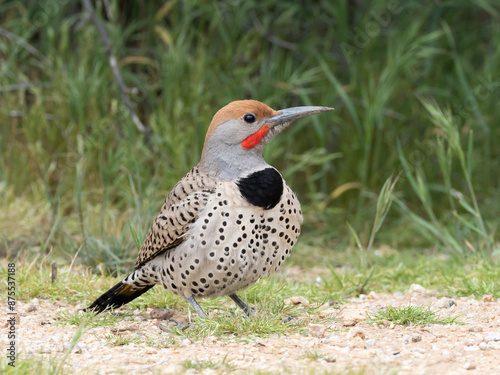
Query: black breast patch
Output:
[[236, 168, 283, 210]]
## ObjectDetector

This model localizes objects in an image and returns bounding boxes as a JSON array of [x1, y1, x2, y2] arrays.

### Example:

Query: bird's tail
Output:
[[86, 270, 155, 314]]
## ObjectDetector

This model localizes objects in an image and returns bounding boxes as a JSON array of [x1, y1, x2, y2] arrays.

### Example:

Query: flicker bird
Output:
[[88, 100, 333, 318]]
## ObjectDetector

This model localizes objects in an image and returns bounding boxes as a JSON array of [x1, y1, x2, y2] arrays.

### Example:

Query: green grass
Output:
[[368, 305, 463, 326], [55, 309, 123, 329], [104, 333, 142, 347], [0, 357, 59, 375], [172, 308, 310, 340], [181, 358, 236, 372], [300, 350, 325, 362]]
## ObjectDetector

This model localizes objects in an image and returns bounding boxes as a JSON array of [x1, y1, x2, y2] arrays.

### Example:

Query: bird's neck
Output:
[[199, 143, 270, 181]]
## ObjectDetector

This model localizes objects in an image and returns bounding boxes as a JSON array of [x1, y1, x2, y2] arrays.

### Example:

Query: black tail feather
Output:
[[86, 278, 154, 314]]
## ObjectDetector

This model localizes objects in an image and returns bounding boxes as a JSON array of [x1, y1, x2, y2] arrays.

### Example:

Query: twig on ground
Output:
[[81, 0, 152, 143], [51, 261, 58, 284]]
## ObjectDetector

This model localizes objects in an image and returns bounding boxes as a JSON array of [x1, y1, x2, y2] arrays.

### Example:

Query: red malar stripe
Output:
[[241, 125, 270, 149]]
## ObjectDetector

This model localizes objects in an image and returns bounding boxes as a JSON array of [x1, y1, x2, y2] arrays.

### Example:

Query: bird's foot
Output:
[[170, 318, 190, 330], [158, 318, 190, 332]]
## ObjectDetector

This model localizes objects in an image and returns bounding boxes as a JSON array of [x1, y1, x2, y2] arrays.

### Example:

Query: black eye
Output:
[[243, 113, 257, 123]]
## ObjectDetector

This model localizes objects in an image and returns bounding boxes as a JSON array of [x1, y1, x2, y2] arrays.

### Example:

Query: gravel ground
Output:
[[2, 286, 500, 374]]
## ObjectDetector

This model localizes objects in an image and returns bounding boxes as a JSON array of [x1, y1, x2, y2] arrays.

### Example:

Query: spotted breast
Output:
[[154, 167, 302, 298]]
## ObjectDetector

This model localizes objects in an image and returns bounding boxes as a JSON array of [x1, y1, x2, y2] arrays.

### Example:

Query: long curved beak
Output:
[[265, 106, 334, 127]]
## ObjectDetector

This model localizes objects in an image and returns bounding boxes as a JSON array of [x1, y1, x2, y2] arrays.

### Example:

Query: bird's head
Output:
[[200, 100, 333, 179]]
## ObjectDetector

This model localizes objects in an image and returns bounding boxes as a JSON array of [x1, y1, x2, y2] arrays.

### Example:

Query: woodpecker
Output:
[[88, 100, 333, 318]]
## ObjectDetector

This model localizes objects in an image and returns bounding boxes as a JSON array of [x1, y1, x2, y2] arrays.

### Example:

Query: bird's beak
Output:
[[264, 106, 334, 127]]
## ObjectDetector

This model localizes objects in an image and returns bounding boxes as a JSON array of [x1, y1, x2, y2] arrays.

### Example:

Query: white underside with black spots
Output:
[[126, 179, 302, 298]]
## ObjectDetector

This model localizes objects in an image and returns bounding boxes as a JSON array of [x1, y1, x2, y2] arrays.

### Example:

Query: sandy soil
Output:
[[1, 285, 499, 374]]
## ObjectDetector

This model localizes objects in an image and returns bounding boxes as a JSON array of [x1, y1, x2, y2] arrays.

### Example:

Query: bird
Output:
[[87, 100, 333, 318]]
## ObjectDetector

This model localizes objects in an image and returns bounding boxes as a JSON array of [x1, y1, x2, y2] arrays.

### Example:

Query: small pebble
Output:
[[308, 323, 326, 338], [150, 308, 175, 320], [284, 296, 310, 306], [63, 343, 82, 354], [468, 326, 483, 333], [412, 334, 422, 343], [484, 332, 500, 342], [322, 334, 340, 344], [441, 350, 452, 359], [366, 339, 376, 347], [434, 298, 456, 309], [463, 362, 476, 370], [367, 291, 378, 300], [340, 310, 367, 327], [482, 295, 494, 302], [351, 329, 366, 340], [205, 336, 219, 344], [324, 355, 336, 363], [318, 302, 331, 311], [164, 364, 184, 374], [479, 342, 489, 350], [409, 284, 427, 294], [463, 345, 480, 352]]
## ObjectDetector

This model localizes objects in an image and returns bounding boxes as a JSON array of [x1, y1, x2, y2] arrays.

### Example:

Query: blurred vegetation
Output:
[[1, 0, 499, 273]]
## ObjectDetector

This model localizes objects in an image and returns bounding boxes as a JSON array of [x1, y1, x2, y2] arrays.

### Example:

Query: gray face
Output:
[[209, 117, 267, 146], [199, 118, 270, 180]]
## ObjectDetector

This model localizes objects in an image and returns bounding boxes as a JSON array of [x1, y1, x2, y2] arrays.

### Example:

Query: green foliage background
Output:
[[1, 0, 499, 272]]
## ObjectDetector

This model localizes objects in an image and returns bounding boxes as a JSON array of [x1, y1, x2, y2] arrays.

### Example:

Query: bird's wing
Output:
[[134, 166, 217, 269]]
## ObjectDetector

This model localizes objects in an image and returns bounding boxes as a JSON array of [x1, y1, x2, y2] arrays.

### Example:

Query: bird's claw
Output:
[[169, 318, 190, 330]]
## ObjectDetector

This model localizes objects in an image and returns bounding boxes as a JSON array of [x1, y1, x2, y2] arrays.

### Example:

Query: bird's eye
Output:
[[243, 113, 257, 123]]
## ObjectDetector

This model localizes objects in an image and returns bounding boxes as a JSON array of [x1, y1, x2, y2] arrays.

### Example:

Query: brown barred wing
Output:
[[134, 167, 217, 269]]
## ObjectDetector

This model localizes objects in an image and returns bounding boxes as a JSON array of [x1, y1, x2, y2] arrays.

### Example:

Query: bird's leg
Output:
[[229, 293, 254, 316], [184, 296, 208, 319]]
